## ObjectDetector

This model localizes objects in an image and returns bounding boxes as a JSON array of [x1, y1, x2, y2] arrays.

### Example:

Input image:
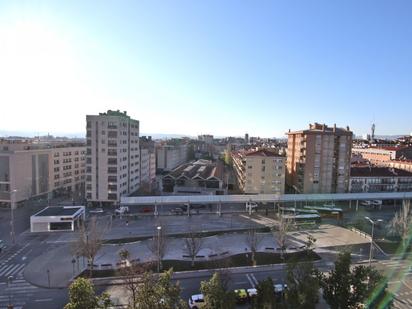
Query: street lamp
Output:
[[7, 275, 13, 307], [71, 257, 76, 277], [364, 217, 383, 266], [157, 226, 162, 273], [10, 189, 17, 245]]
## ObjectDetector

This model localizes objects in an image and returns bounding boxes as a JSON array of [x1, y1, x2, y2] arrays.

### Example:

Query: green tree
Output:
[[320, 251, 384, 309], [64, 277, 112, 309], [285, 260, 319, 309], [200, 272, 236, 309], [252, 277, 277, 309], [134, 268, 186, 309]]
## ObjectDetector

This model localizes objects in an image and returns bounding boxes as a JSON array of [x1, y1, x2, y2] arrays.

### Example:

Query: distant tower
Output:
[[245, 133, 249, 144], [371, 123, 375, 141]]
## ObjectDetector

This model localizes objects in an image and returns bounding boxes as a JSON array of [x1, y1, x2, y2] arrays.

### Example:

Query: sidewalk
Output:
[[24, 244, 86, 289], [23, 224, 372, 288]]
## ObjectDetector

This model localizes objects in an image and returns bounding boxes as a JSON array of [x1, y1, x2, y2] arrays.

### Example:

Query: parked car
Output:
[[170, 208, 184, 215], [179, 204, 205, 211], [0, 240, 5, 253], [115, 206, 129, 215], [139, 207, 152, 213], [247, 288, 257, 300], [188, 294, 205, 309], [274, 283, 287, 301], [234, 289, 248, 304], [89, 208, 104, 214]]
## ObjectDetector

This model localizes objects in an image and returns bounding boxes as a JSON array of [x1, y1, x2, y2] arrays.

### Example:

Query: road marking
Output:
[[34, 298, 53, 302], [402, 279, 412, 291], [246, 274, 255, 288], [250, 273, 259, 286]]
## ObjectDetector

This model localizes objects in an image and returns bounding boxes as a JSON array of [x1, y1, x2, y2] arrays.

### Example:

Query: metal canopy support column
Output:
[[349, 200, 352, 210], [217, 201, 221, 216], [356, 200, 359, 212], [187, 202, 191, 217], [154, 202, 158, 216]]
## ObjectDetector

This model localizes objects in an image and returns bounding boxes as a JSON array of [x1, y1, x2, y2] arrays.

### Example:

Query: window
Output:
[[108, 131, 117, 138]]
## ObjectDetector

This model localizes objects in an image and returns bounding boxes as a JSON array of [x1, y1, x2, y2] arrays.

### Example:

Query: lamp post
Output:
[[157, 226, 162, 273], [7, 275, 13, 307], [46, 269, 50, 288], [71, 257, 76, 277], [10, 189, 17, 245], [364, 217, 383, 266]]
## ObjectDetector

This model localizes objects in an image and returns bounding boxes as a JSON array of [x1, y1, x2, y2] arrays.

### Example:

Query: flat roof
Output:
[[34, 206, 84, 217], [121, 192, 412, 205]]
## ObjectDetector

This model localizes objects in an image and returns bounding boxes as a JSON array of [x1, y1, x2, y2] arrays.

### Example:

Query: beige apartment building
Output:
[[352, 146, 412, 165], [286, 123, 352, 194], [0, 140, 85, 206], [86, 110, 140, 206], [156, 143, 189, 171], [232, 149, 285, 194], [139, 136, 156, 188]]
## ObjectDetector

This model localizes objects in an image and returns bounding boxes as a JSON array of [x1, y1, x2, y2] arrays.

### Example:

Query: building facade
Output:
[[0, 140, 85, 206], [86, 110, 140, 206], [352, 146, 412, 165], [232, 149, 285, 194], [162, 159, 225, 195], [156, 143, 189, 171], [350, 166, 412, 193], [286, 123, 352, 194]]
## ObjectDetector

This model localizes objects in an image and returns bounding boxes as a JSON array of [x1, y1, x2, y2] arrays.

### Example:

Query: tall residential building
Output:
[[0, 139, 86, 206], [86, 110, 140, 206], [156, 143, 189, 172], [232, 149, 285, 194], [286, 123, 352, 194], [198, 134, 214, 145], [139, 136, 156, 188]]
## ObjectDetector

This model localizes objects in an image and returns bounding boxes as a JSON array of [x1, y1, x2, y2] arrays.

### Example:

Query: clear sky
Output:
[[1, 0, 411, 138]]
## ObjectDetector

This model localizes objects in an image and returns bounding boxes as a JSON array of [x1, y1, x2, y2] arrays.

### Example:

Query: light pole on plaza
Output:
[[10, 189, 17, 245], [157, 226, 162, 273], [364, 217, 383, 267]]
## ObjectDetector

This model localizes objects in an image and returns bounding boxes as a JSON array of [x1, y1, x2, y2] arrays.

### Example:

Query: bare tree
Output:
[[147, 225, 167, 272], [72, 216, 106, 277], [184, 231, 203, 267], [388, 200, 412, 248], [117, 250, 152, 309], [273, 215, 293, 261], [245, 228, 262, 266]]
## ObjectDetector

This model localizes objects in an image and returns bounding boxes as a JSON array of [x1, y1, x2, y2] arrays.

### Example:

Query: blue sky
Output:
[[0, 0, 411, 137]]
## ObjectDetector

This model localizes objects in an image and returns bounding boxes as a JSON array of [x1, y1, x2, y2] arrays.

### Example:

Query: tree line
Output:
[[65, 249, 392, 309]]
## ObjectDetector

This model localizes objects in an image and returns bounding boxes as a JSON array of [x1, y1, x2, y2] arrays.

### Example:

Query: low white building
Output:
[[30, 206, 85, 232]]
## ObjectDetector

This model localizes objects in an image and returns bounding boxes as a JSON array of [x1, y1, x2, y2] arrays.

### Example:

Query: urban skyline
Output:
[[1, 1, 412, 137]]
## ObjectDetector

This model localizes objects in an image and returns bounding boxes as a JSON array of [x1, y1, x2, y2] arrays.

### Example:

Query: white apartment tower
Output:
[[86, 110, 140, 206]]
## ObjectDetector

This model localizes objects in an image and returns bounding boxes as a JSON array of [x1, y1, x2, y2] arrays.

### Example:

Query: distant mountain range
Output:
[[0, 130, 195, 140], [1, 130, 409, 141]]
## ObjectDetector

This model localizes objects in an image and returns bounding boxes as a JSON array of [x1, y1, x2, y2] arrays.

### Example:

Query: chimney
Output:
[[346, 126, 350, 131], [322, 124, 326, 132], [333, 123, 336, 132]]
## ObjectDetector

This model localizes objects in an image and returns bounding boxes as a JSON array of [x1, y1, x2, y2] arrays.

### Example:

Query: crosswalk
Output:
[[0, 278, 38, 309], [0, 264, 25, 279], [0, 243, 30, 266], [393, 292, 412, 309], [245, 273, 259, 288]]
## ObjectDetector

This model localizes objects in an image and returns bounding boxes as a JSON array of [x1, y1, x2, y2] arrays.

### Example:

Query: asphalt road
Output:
[[0, 198, 406, 309]]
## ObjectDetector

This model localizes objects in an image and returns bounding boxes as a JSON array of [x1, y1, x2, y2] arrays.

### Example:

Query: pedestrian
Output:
[[126, 220, 129, 226]]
